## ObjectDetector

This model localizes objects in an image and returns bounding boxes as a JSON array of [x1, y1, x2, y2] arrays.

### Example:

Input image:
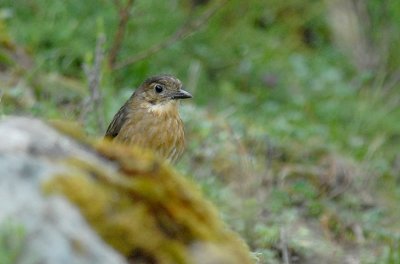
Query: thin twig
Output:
[[384, 69, 400, 93], [113, 0, 121, 9], [108, 0, 135, 68], [81, 34, 106, 131], [0, 90, 3, 115], [113, 0, 227, 70], [280, 227, 290, 264]]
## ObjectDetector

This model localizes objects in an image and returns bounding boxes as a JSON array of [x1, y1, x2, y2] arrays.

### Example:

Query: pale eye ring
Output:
[[155, 84, 163, 93]]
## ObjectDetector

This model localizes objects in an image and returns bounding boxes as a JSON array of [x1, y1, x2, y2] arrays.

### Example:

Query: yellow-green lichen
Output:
[[44, 139, 253, 264]]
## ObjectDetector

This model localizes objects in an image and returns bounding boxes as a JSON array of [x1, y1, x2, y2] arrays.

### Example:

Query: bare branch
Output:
[[108, 0, 135, 68], [113, 0, 228, 70], [113, 0, 121, 9], [81, 34, 106, 131], [280, 227, 290, 264]]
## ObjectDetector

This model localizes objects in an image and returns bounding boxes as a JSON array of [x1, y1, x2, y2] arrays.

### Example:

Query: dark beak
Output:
[[171, 89, 192, 100]]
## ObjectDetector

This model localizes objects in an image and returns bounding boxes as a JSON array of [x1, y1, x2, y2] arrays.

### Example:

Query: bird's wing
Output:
[[105, 104, 128, 139]]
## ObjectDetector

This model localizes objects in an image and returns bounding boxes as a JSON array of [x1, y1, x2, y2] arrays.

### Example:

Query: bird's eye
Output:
[[154, 84, 163, 93]]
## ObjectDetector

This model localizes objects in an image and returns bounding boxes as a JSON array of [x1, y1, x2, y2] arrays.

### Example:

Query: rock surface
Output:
[[0, 117, 253, 264]]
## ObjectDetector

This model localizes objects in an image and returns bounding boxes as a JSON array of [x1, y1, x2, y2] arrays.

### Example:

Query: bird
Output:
[[105, 75, 192, 163]]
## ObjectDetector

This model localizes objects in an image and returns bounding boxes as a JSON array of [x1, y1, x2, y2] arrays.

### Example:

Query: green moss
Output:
[[44, 139, 253, 263], [48, 120, 93, 145]]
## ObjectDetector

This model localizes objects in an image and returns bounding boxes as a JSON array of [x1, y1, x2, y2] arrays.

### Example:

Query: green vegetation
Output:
[[0, 221, 25, 264], [1, 0, 399, 263]]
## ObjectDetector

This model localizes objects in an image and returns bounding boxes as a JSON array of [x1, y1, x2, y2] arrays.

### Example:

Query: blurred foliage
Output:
[[1, 0, 400, 263], [0, 221, 25, 264]]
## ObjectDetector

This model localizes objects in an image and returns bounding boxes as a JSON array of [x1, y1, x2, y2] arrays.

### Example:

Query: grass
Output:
[[0, 221, 25, 264], [1, 0, 400, 263]]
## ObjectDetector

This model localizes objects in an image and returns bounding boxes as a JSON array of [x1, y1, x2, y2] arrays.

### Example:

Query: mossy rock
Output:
[[44, 121, 253, 264]]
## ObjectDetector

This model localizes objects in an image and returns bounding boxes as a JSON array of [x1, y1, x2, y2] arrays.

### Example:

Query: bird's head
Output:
[[133, 75, 192, 108]]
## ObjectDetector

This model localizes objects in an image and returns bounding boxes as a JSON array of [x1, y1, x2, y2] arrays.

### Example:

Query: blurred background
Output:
[[1, 0, 400, 263]]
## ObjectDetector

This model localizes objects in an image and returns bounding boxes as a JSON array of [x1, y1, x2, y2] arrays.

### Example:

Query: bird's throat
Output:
[[146, 100, 179, 116]]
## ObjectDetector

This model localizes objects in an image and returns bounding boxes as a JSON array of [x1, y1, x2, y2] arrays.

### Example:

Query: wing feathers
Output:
[[105, 104, 128, 138]]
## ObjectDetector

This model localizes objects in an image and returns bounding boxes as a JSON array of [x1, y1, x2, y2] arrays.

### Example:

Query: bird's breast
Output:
[[117, 104, 185, 163]]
